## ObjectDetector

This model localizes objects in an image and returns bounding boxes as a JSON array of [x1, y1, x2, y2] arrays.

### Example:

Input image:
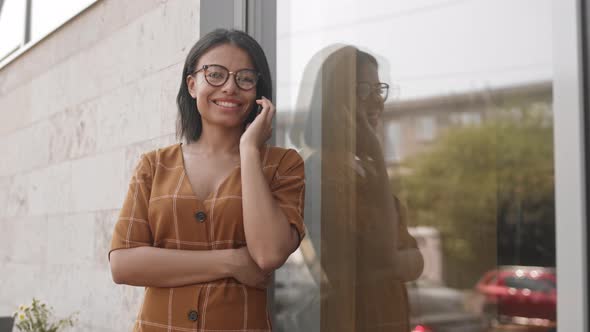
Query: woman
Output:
[[290, 45, 423, 331], [108, 29, 305, 332]]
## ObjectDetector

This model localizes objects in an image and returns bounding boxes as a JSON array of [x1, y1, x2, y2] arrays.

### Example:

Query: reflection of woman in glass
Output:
[[293, 45, 424, 331]]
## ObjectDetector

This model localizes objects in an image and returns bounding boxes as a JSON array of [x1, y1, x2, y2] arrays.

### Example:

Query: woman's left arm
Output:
[[240, 97, 302, 273], [240, 146, 301, 273], [389, 195, 424, 282]]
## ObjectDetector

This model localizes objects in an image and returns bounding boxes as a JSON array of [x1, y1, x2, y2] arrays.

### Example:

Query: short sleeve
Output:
[[108, 154, 154, 261], [271, 149, 306, 243]]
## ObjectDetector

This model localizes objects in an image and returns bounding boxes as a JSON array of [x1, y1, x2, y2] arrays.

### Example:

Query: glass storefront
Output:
[[272, 1, 556, 331]]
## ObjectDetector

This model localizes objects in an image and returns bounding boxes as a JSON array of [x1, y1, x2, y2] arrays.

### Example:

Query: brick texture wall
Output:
[[0, 1, 199, 330]]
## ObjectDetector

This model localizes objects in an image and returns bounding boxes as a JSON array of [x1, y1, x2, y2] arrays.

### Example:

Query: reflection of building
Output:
[[277, 81, 552, 169], [380, 81, 552, 166]]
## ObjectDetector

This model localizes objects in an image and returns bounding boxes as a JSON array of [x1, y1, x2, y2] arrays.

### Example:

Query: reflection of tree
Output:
[[397, 105, 555, 288]]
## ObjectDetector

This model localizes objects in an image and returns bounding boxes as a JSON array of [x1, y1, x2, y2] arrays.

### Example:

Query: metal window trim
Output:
[[24, 0, 31, 43], [554, 0, 588, 330], [246, 0, 276, 101], [200, 1, 279, 318], [242, 0, 279, 325], [199, 0, 247, 37]]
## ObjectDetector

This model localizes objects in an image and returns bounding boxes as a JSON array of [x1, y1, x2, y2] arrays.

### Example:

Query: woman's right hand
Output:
[[230, 247, 272, 289]]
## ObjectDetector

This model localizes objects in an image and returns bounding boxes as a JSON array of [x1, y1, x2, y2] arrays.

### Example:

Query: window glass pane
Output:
[[274, 0, 556, 331], [384, 121, 402, 162], [0, 0, 26, 60], [416, 116, 436, 142], [31, 0, 97, 41]]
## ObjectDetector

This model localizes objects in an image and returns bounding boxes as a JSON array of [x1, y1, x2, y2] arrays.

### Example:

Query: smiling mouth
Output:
[[213, 100, 242, 108]]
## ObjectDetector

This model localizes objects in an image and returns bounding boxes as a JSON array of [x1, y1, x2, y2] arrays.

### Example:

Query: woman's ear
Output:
[[186, 75, 196, 98]]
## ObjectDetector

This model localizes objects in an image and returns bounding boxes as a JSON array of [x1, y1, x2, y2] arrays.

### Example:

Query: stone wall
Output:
[[0, 1, 199, 330]]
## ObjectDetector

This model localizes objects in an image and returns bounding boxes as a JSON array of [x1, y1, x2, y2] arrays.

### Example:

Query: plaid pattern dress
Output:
[[109, 143, 306, 332]]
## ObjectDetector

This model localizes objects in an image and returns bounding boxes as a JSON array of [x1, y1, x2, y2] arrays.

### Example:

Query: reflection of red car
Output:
[[476, 266, 556, 326]]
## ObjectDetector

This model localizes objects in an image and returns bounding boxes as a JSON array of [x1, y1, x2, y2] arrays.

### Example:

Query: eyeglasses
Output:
[[192, 64, 261, 91], [356, 82, 391, 101]]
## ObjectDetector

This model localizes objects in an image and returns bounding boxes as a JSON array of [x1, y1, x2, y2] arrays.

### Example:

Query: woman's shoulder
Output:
[[263, 146, 305, 178], [138, 142, 183, 168], [264, 145, 292, 156], [264, 145, 304, 165]]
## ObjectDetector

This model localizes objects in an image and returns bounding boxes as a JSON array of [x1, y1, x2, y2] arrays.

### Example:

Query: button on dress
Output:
[[109, 143, 306, 332]]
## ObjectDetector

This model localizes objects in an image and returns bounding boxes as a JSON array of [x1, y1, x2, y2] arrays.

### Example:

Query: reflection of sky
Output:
[[0, 0, 96, 61], [277, 0, 552, 111]]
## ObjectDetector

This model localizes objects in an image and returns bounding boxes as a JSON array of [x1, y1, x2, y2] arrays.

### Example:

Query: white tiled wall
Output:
[[0, 1, 199, 330]]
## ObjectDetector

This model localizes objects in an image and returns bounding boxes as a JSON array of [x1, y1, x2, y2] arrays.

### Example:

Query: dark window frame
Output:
[[581, 0, 590, 322]]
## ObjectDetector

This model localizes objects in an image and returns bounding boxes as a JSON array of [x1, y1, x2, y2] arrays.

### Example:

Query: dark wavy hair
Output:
[[176, 29, 273, 143], [289, 45, 378, 150]]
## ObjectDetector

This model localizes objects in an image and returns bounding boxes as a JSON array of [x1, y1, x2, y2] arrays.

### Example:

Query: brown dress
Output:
[[316, 152, 419, 332], [109, 143, 306, 332]]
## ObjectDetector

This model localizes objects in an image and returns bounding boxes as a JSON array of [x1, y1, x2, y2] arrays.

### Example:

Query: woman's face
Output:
[[357, 62, 384, 130], [187, 43, 258, 130]]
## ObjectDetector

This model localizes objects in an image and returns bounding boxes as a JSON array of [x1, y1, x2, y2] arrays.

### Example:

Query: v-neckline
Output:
[[178, 142, 241, 202]]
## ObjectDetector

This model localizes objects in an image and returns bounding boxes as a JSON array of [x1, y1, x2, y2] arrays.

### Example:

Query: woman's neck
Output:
[[186, 124, 242, 155]]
